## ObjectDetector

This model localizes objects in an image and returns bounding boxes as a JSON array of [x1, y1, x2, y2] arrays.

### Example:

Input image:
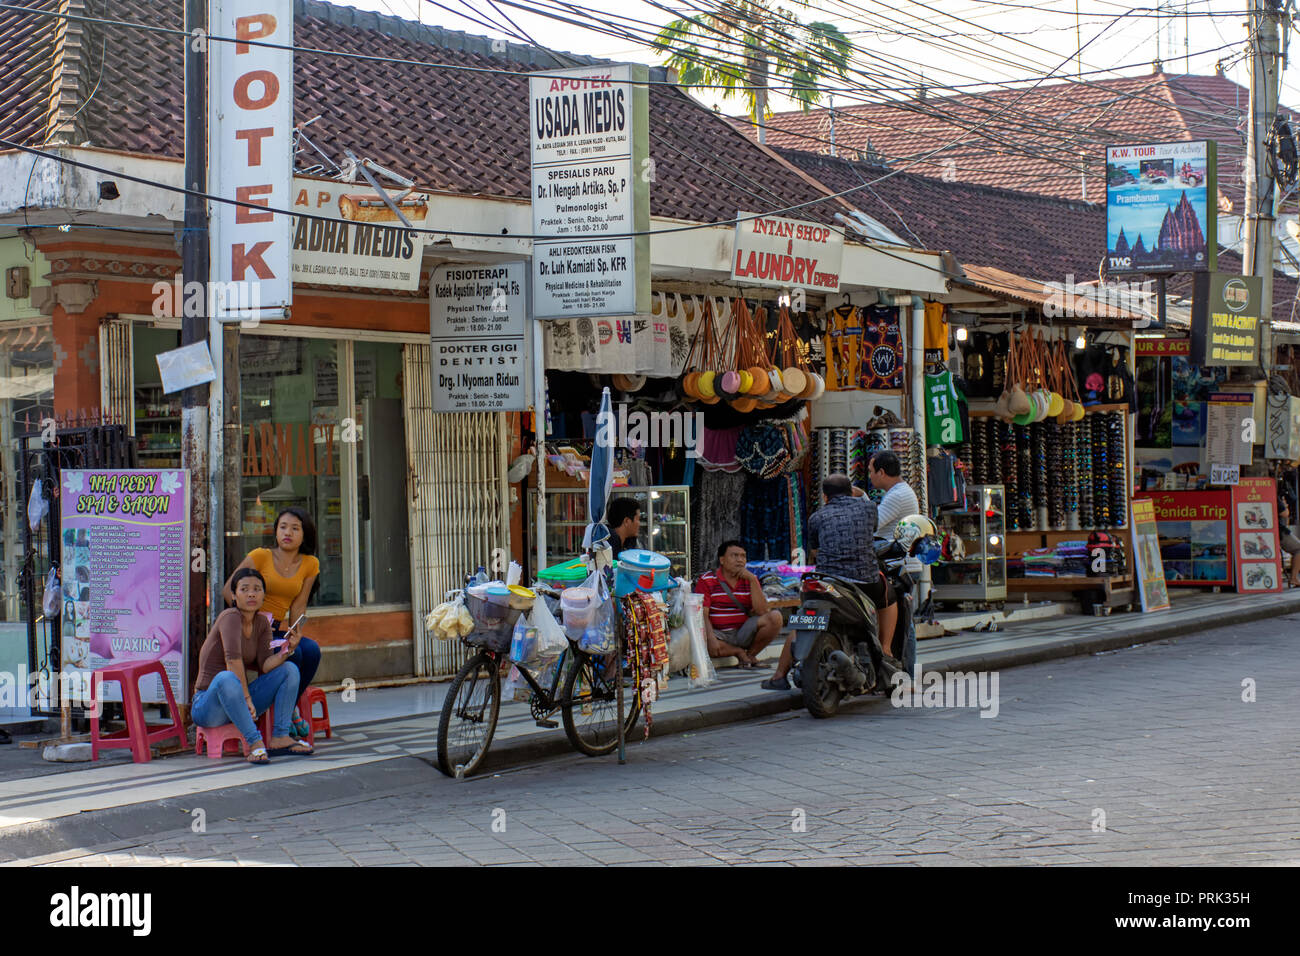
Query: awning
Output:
[[0, 321, 52, 351], [948, 264, 1155, 328], [0, 370, 53, 399]]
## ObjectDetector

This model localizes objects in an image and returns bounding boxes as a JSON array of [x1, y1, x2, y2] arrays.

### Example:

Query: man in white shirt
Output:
[[869, 451, 920, 540]]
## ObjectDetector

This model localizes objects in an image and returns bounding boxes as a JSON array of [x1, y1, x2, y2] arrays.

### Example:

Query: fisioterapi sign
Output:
[[730, 213, 844, 292]]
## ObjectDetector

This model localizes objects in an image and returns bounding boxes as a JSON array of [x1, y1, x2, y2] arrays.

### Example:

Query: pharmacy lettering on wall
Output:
[[730, 213, 844, 291], [243, 422, 338, 476]]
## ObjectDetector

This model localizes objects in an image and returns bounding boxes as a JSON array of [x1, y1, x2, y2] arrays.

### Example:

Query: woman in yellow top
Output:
[[224, 506, 322, 738]]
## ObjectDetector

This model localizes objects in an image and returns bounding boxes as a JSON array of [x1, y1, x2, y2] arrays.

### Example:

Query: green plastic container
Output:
[[536, 558, 589, 587]]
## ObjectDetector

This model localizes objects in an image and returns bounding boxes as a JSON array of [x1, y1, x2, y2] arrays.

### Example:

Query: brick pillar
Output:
[[47, 283, 103, 418]]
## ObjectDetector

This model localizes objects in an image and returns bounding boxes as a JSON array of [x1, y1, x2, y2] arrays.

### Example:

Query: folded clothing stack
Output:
[[1054, 540, 1090, 577], [1021, 547, 1061, 577]]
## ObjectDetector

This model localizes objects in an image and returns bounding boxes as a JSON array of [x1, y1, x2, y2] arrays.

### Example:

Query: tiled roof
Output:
[[1, 0, 845, 226], [754, 72, 1292, 209], [779, 146, 1300, 325], [0, 0, 60, 146], [778, 147, 1103, 282]]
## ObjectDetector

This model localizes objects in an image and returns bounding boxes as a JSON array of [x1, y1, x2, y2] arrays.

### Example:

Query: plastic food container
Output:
[[507, 585, 536, 611], [613, 549, 673, 597], [560, 586, 596, 613]]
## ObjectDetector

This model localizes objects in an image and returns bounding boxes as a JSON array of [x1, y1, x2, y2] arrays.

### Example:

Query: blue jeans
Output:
[[192, 664, 300, 747], [272, 625, 321, 694]]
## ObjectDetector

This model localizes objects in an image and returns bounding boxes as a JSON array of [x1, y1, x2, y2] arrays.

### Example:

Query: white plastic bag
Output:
[[684, 592, 716, 688], [504, 664, 531, 703], [42, 568, 62, 620], [531, 600, 568, 661], [27, 480, 48, 533]]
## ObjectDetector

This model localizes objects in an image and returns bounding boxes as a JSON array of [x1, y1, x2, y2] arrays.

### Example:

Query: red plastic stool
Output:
[[298, 687, 331, 745], [90, 660, 186, 763]]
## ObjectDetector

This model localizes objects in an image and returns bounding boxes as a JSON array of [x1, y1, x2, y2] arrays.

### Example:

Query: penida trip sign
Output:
[[730, 213, 844, 292]]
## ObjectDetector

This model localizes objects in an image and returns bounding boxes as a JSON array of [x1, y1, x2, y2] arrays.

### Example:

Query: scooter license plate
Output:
[[789, 612, 830, 630]]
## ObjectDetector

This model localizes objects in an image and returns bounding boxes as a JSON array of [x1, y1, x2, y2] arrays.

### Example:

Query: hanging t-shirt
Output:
[[824, 304, 861, 391], [923, 301, 949, 364], [857, 305, 905, 390], [924, 370, 964, 445]]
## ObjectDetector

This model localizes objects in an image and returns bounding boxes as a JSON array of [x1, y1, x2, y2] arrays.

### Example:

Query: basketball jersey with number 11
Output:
[[925, 370, 963, 445]]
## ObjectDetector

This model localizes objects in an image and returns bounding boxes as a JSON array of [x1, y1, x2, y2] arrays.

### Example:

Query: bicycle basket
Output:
[[462, 593, 523, 652]]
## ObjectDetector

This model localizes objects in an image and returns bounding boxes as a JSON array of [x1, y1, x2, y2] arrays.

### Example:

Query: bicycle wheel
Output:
[[436, 651, 501, 777], [561, 650, 641, 757]]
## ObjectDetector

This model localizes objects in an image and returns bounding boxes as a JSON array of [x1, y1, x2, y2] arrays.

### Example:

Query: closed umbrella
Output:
[[582, 386, 615, 552]]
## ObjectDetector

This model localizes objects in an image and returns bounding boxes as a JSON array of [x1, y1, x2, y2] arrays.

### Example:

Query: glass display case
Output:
[[931, 484, 1007, 604], [544, 485, 691, 578]]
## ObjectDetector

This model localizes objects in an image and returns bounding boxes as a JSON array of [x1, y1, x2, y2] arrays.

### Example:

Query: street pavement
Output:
[[11, 612, 1299, 866]]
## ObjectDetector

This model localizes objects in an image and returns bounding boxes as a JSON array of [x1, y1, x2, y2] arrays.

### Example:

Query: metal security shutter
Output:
[[403, 344, 510, 677], [99, 317, 133, 432]]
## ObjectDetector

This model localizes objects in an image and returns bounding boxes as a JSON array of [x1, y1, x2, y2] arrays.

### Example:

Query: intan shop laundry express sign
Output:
[[730, 213, 844, 292], [60, 470, 189, 705]]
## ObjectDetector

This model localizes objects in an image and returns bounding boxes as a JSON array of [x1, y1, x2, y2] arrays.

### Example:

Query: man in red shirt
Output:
[[694, 540, 784, 667]]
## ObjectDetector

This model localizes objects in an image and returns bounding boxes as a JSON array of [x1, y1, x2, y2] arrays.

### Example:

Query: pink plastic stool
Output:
[[195, 723, 253, 759], [194, 710, 274, 759], [298, 687, 331, 745], [90, 660, 186, 763]]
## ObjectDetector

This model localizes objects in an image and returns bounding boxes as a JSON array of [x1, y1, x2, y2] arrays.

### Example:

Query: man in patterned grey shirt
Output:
[[807, 473, 901, 657]]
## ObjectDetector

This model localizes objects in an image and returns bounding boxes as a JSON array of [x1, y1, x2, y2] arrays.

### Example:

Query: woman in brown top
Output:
[[192, 568, 313, 763]]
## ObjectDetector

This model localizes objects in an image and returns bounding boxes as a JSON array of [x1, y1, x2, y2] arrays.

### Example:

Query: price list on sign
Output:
[[60, 469, 190, 704]]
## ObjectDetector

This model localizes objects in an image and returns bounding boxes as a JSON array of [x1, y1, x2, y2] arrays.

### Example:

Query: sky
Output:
[[332, 0, 1300, 120]]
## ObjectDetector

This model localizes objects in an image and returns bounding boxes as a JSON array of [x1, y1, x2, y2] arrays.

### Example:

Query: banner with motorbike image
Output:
[[1232, 478, 1283, 593]]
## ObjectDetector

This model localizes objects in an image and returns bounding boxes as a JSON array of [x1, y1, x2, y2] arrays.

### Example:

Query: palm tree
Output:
[[653, 1, 852, 144]]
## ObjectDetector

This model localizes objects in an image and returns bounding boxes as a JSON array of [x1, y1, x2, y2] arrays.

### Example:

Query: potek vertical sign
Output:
[[209, 0, 293, 319], [529, 64, 650, 319]]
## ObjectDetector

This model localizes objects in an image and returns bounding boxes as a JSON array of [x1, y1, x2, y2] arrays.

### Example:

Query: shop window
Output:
[[239, 338, 346, 606], [132, 325, 182, 467], [353, 342, 411, 604], [237, 335, 411, 610]]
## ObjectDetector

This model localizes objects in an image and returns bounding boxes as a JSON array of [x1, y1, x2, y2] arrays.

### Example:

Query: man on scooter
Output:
[[808, 473, 901, 657]]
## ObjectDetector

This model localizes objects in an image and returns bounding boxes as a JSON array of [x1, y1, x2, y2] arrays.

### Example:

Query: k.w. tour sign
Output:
[[730, 213, 844, 292]]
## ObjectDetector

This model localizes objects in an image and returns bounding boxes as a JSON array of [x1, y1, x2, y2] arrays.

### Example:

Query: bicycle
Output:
[[435, 614, 641, 777]]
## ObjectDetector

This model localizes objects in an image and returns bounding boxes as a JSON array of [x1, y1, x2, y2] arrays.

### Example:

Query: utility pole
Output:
[[182, 0, 210, 691], [1242, 0, 1286, 378]]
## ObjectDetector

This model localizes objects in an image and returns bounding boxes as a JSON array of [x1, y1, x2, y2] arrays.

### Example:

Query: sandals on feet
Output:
[[760, 676, 791, 691], [268, 741, 313, 756], [247, 746, 269, 764]]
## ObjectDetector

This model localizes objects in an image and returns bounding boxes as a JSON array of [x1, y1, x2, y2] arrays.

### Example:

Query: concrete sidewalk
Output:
[[2, 586, 1298, 861]]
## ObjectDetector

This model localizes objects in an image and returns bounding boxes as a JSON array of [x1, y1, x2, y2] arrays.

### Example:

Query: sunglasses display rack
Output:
[[961, 411, 1127, 533], [809, 425, 925, 512]]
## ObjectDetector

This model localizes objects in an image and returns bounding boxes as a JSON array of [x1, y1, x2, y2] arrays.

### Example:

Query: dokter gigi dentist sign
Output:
[[730, 213, 845, 292]]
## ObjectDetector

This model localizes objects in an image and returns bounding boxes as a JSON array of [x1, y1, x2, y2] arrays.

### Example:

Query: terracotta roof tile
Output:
[[0, 0, 60, 146], [778, 147, 1103, 282], [3, 0, 843, 227], [778, 146, 1300, 324], [754, 72, 1293, 210]]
